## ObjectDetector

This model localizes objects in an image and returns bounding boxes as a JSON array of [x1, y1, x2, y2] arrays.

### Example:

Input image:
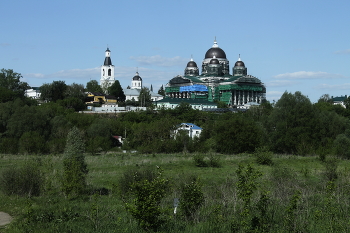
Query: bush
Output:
[[254, 147, 273, 165], [333, 134, 350, 159], [193, 154, 207, 167], [19, 131, 46, 154], [61, 126, 88, 198], [124, 167, 170, 232], [208, 154, 221, 168], [179, 175, 204, 221], [62, 156, 88, 197], [118, 167, 156, 198], [323, 157, 338, 181], [1, 162, 43, 196]]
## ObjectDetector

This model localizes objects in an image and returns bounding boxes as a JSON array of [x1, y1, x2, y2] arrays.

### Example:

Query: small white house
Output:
[[174, 123, 202, 139], [25, 87, 41, 99]]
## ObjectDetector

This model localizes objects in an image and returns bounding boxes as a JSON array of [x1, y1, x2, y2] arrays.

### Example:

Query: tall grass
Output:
[[1, 153, 350, 232]]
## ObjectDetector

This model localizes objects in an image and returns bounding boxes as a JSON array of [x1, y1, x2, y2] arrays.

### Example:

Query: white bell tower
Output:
[[100, 47, 115, 89], [131, 71, 142, 90]]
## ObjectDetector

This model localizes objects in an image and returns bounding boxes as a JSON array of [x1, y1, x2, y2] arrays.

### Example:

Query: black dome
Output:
[[234, 60, 245, 67], [205, 47, 226, 59], [187, 60, 198, 67], [133, 75, 142, 81], [104, 57, 112, 66], [210, 58, 220, 64]]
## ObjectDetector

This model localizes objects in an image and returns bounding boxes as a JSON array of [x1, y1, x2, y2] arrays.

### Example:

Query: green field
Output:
[[1, 153, 350, 232]]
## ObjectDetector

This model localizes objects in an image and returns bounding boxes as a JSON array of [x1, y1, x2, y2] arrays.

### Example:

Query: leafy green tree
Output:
[[0, 86, 18, 103], [138, 87, 152, 107], [19, 131, 46, 154], [125, 167, 169, 232], [318, 94, 333, 103], [86, 118, 112, 155], [86, 80, 103, 93], [236, 164, 262, 206], [57, 97, 86, 111], [62, 126, 88, 198], [40, 80, 67, 102], [48, 115, 72, 154], [343, 96, 350, 109], [179, 175, 204, 221], [267, 91, 316, 154], [214, 113, 264, 154], [234, 164, 263, 232], [108, 80, 125, 102], [0, 68, 29, 99], [216, 100, 228, 108], [108, 80, 126, 102], [6, 104, 51, 139], [158, 85, 165, 97], [333, 134, 350, 158], [65, 83, 85, 100]]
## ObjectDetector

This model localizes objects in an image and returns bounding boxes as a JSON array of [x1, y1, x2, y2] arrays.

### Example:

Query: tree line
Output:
[[1, 68, 350, 157]]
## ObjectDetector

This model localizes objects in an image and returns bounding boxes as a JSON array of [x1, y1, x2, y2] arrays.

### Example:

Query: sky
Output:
[[1, 0, 349, 103]]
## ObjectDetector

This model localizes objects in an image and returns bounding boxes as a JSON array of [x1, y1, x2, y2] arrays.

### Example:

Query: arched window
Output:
[[108, 69, 111, 76], [103, 69, 105, 76]]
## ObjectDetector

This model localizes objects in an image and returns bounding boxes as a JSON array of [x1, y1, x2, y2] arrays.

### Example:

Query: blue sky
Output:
[[1, 0, 349, 102]]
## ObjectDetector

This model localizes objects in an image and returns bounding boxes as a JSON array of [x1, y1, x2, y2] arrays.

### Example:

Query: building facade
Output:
[[165, 39, 266, 106]]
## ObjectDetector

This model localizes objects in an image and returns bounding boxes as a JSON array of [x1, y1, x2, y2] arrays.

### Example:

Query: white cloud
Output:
[[334, 49, 350, 54], [129, 55, 188, 67], [23, 66, 180, 90], [266, 79, 298, 87], [274, 71, 346, 79], [316, 83, 350, 90], [25, 67, 100, 82]]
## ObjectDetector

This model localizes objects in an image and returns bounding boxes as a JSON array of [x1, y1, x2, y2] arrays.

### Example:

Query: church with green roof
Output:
[[165, 39, 266, 106]]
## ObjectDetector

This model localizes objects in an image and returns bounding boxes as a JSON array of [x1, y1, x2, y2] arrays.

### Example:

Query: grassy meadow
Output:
[[1, 152, 350, 232]]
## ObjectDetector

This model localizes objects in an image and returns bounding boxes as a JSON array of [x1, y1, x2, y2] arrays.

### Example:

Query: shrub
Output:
[[208, 154, 221, 168], [1, 162, 43, 196], [62, 156, 88, 197], [333, 134, 350, 159], [61, 126, 88, 198], [179, 175, 204, 221], [254, 147, 273, 165], [19, 131, 46, 154], [193, 154, 207, 167], [236, 164, 262, 206], [118, 167, 156, 199], [124, 167, 170, 232], [323, 157, 338, 181]]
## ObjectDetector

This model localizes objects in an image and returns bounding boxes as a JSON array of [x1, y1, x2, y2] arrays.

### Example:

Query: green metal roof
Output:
[[332, 96, 348, 101]]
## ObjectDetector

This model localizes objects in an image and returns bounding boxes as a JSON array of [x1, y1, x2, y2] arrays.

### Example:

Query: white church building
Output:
[[124, 71, 163, 102], [100, 47, 163, 102]]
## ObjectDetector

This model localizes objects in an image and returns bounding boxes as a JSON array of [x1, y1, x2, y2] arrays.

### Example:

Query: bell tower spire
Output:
[[100, 47, 115, 90]]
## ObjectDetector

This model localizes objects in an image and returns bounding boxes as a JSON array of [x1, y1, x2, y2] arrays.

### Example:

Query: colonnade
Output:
[[231, 90, 264, 105]]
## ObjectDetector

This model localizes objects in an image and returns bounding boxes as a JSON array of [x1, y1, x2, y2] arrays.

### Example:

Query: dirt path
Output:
[[0, 212, 12, 226]]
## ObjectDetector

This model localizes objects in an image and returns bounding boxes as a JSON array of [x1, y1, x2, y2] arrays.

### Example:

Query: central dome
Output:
[[205, 40, 226, 59], [205, 47, 226, 59]]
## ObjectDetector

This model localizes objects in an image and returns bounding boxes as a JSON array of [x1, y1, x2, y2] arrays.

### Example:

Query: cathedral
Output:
[[165, 39, 266, 106]]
